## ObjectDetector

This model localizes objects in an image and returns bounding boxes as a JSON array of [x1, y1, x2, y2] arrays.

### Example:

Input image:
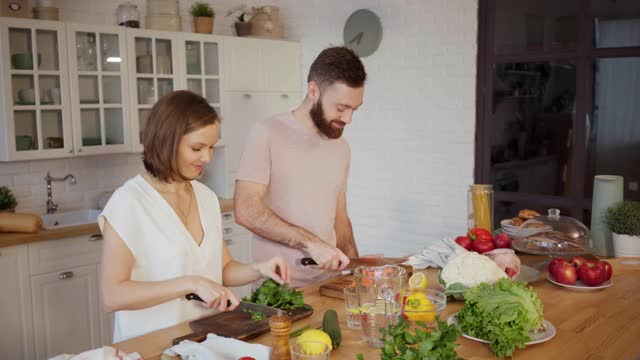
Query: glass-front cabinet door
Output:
[[0, 18, 72, 161], [67, 24, 130, 155], [126, 29, 179, 152], [181, 34, 223, 144]]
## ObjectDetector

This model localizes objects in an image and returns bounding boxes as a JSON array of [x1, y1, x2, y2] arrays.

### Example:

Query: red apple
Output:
[[472, 238, 495, 254], [601, 261, 613, 281], [548, 257, 567, 276], [553, 262, 578, 285], [455, 235, 472, 250], [578, 262, 606, 286], [569, 256, 588, 269], [494, 233, 511, 248]]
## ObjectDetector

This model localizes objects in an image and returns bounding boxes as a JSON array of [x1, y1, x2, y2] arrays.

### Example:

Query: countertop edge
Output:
[[0, 198, 235, 248]]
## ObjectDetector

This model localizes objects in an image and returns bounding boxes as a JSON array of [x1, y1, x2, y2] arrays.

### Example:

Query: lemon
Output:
[[404, 292, 436, 322], [408, 272, 428, 289], [296, 329, 332, 354]]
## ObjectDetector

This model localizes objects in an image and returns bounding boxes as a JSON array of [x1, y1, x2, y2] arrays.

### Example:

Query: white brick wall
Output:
[[11, 0, 477, 257]]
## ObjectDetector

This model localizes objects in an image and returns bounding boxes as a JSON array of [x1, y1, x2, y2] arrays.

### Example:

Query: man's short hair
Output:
[[307, 46, 366, 89], [142, 90, 219, 182]]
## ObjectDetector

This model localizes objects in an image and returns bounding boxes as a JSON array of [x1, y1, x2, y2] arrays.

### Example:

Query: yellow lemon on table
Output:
[[408, 272, 428, 289], [296, 329, 333, 354]]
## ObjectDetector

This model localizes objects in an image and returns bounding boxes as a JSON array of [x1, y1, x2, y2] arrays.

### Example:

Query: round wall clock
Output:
[[343, 9, 383, 58]]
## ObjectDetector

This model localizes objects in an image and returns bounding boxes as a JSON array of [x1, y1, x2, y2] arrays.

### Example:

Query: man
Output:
[[234, 46, 366, 287]]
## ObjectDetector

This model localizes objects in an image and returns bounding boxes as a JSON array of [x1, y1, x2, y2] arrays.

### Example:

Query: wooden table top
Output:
[[114, 256, 640, 360]]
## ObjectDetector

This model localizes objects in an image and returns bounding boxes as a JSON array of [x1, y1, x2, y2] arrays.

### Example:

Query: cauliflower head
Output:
[[441, 251, 507, 288]]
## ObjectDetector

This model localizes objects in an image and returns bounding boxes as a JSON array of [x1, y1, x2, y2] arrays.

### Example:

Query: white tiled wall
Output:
[[9, 0, 477, 257], [0, 154, 143, 214]]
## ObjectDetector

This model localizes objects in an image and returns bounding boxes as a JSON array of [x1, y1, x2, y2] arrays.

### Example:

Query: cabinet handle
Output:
[[58, 271, 74, 280], [78, 148, 83, 152], [243, 93, 252, 99], [280, 94, 289, 99], [89, 234, 103, 241], [224, 239, 232, 245], [222, 213, 233, 220], [68, 150, 73, 154], [223, 227, 233, 234]]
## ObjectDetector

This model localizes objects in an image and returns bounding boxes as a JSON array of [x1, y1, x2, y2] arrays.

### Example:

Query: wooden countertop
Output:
[[114, 256, 640, 360], [0, 198, 235, 249]]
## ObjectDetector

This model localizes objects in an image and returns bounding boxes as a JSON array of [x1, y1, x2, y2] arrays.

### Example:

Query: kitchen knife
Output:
[[298, 257, 408, 269], [185, 293, 280, 316]]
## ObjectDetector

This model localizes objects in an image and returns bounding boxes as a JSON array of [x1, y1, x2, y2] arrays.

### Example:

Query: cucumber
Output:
[[322, 309, 342, 349]]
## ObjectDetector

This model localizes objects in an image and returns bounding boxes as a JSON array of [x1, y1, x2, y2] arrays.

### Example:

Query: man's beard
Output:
[[310, 97, 345, 139]]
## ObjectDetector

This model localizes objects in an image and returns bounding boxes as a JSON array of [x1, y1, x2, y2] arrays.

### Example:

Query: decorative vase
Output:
[[250, 6, 283, 38], [194, 16, 213, 34], [612, 233, 640, 257], [590, 175, 624, 256], [234, 21, 252, 37]]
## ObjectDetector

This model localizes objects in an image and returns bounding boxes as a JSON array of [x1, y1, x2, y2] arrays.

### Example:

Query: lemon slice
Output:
[[409, 272, 428, 288]]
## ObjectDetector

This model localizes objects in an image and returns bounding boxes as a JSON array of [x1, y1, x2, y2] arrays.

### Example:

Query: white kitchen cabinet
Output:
[[66, 23, 131, 156], [31, 264, 101, 359], [0, 17, 73, 161], [178, 33, 224, 144], [222, 91, 302, 195], [223, 37, 301, 92], [97, 264, 115, 346], [126, 28, 181, 152], [0, 245, 35, 360], [222, 211, 252, 299]]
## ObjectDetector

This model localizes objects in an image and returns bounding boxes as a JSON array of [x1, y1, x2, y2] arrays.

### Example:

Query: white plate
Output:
[[546, 275, 613, 291], [447, 312, 556, 345]]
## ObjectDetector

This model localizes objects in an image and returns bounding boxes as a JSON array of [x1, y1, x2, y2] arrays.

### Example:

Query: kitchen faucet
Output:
[[45, 172, 76, 214]]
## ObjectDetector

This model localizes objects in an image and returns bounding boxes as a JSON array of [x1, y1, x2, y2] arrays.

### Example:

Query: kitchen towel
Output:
[[164, 333, 271, 360], [49, 346, 141, 360], [404, 237, 467, 269]]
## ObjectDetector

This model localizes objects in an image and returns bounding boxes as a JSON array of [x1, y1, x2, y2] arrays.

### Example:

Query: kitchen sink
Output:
[[42, 209, 102, 229]]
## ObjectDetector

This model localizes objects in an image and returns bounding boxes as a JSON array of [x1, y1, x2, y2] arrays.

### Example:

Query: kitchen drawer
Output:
[[29, 234, 103, 275], [221, 211, 234, 240]]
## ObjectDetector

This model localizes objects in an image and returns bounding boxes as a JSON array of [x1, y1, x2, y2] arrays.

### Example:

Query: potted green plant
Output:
[[605, 200, 640, 257], [191, 2, 215, 34], [0, 186, 17, 213], [226, 5, 252, 37]]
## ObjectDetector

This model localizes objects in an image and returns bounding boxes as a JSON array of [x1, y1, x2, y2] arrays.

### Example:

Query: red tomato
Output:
[[455, 236, 472, 250], [494, 233, 511, 248], [472, 239, 495, 254]]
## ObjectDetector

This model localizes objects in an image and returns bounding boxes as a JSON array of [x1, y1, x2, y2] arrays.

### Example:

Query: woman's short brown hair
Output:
[[142, 90, 219, 182]]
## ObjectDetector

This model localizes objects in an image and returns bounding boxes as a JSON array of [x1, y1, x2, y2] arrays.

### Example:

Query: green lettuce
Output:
[[458, 278, 544, 358]]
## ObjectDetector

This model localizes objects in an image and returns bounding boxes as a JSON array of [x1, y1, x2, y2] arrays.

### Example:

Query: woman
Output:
[[99, 90, 290, 343]]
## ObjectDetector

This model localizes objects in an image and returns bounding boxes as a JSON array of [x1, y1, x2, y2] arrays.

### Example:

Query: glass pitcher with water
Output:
[[354, 265, 407, 348]]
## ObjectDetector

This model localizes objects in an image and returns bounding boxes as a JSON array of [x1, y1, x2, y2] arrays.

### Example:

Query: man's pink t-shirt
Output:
[[236, 112, 350, 287]]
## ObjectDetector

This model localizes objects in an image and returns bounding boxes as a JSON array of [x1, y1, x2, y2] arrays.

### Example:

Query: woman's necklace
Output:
[[145, 174, 194, 225]]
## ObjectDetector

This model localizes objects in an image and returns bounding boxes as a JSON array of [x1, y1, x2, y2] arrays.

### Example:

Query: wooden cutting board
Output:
[[319, 261, 413, 299], [171, 304, 313, 345]]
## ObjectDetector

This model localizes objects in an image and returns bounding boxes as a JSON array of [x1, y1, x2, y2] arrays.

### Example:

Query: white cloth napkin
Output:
[[164, 333, 271, 360], [404, 237, 468, 269], [49, 346, 141, 360]]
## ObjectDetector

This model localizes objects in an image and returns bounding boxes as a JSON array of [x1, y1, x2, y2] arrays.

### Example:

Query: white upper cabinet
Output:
[[0, 18, 73, 161], [126, 29, 181, 152], [66, 24, 131, 155], [224, 37, 301, 92], [178, 33, 224, 145]]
